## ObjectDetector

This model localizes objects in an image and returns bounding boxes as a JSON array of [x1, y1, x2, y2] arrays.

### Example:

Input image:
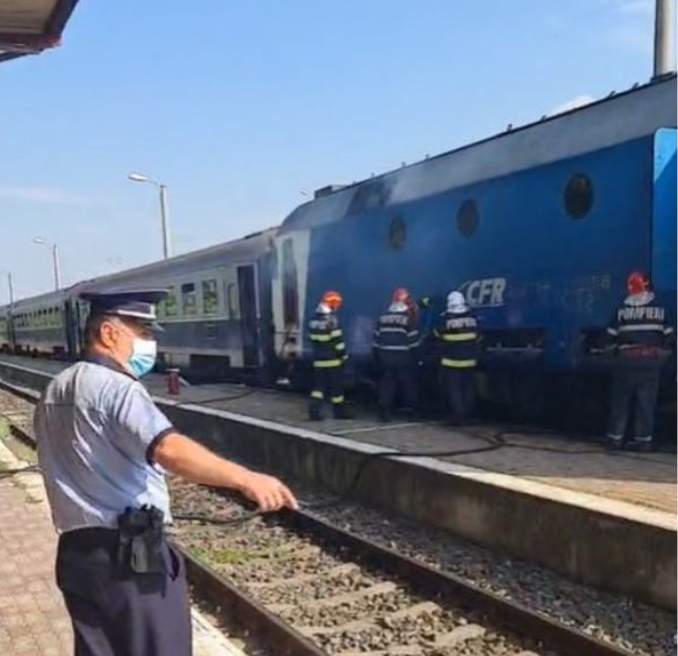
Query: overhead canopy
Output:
[[0, 0, 78, 63]]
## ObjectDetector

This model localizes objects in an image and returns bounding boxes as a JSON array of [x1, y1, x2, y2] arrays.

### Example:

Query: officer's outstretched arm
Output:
[[153, 432, 298, 512]]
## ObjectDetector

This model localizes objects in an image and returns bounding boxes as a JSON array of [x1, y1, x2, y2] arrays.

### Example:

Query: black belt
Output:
[[61, 506, 167, 576]]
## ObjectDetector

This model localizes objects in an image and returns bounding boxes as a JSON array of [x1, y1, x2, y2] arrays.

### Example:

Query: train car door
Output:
[[64, 300, 77, 359], [237, 265, 259, 367]]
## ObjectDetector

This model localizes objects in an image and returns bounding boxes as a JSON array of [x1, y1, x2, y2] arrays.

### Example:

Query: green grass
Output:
[[189, 545, 259, 565]]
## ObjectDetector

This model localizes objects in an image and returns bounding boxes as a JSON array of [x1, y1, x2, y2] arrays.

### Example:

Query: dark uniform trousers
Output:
[[379, 365, 418, 418], [443, 368, 476, 423], [56, 528, 192, 656], [607, 362, 661, 442], [310, 366, 345, 416]]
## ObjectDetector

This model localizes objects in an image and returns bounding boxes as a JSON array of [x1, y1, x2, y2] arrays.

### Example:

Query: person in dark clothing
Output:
[[435, 291, 480, 425], [373, 288, 421, 422], [606, 271, 673, 451], [308, 290, 351, 420]]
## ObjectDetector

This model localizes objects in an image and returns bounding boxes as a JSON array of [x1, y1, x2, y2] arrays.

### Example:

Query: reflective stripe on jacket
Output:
[[435, 310, 479, 367], [309, 311, 345, 367]]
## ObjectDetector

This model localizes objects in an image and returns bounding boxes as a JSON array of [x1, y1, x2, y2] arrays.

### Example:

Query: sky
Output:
[[0, 0, 666, 301]]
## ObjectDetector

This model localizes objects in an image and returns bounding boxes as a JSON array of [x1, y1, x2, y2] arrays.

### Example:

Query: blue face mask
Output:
[[128, 338, 157, 378]]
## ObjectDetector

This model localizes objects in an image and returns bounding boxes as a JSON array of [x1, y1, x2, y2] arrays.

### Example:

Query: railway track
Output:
[[0, 378, 643, 656]]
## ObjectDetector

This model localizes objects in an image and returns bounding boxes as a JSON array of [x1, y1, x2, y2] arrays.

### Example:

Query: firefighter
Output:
[[435, 290, 480, 425], [373, 288, 420, 422], [605, 271, 673, 451], [308, 290, 351, 420]]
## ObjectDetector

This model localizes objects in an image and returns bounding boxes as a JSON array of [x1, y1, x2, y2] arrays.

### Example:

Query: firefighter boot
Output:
[[333, 403, 353, 420]]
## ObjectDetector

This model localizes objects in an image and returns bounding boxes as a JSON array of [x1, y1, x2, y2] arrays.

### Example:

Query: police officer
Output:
[[373, 288, 420, 422], [435, 290, 480, 425], [308, 290, 351, 420], [34, 290, 297, 656], [605, 272, 673, 451]]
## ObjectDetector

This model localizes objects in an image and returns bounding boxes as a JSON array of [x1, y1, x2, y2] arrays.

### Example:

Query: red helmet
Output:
[[627, 271, 649, 295], [392, 287, 411, 304], [321, 290, 343, 311]]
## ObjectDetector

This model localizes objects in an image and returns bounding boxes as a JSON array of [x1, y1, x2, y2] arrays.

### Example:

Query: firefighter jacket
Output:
[[373, 304, 420, 366], [435, 310, 480, 368], [607, 292, 674, 357], [308, 306, 346, 367]]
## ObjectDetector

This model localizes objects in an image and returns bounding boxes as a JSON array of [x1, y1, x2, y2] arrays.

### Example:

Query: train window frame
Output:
[[388, 215, 407, 250], [181, 282, 198, 316], [164, 287, 178, 317], [457, 199, 479, 237], [564, 173, 594, 219], [202, 279, 219, 316]]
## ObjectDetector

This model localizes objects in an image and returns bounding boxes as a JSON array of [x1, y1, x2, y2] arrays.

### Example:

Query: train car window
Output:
[[564, 174, 593, 218], [202, 280, 218, 315], [181, 283, 197, 316], [457, 199, 479, 237], [164, 287, 178, 317], [389, 216, 407, 250]]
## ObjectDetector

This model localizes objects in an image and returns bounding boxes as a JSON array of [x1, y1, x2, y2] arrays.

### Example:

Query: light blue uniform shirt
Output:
[[34, 357, 174, 533]]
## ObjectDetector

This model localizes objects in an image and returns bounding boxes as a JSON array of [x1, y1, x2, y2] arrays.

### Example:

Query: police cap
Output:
[[80, 289, 168, 332]]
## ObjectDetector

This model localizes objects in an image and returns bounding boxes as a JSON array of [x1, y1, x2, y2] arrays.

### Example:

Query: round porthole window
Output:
[[564, 174, 593, 218], [457, 199, 479, 237], [389, 216, 406, 250]]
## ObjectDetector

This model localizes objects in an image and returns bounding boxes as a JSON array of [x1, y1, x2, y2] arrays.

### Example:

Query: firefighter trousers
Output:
[[607, 364, 660, 443], [442, 368, 476, 423], [309, 365, 345, 418], [378, 364, 418, 418]]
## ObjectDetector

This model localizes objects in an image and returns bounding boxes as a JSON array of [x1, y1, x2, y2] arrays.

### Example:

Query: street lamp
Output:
[[33, 237, 61, 291], [128, 172, 172, 259]]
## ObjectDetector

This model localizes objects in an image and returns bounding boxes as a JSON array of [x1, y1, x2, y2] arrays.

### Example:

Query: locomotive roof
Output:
[[281, 74, 677, 232]]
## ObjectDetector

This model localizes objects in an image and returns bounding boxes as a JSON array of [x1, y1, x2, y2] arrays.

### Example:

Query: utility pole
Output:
[[52, 243, 62, 291], [654, 0, 677, 78], [159, 184, 172, 260], [7, 272, 14, 306]]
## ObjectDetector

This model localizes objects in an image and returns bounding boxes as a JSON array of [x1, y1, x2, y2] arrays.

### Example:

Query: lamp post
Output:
[[33, 237, 61, 290], [0, 270, 15, 307], [128, 172, 172, 259]]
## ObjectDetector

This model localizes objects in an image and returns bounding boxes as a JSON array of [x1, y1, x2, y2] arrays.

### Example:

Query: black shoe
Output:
[[604, 436, 624, 451], [309, 406, 322, 421], [626, 440, 653, 453], [333, 405, 353, 420]]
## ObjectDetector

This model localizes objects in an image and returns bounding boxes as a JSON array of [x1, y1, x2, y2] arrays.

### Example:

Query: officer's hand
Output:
[[238, 471, 298, 512]]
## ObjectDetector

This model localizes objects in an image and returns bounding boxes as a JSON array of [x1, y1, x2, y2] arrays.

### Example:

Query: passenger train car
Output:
[[0, 75, 675, 421], [75, 228, 277, 378], [0, 229, 277, 379], [271, 75, 677, 416], [8, 289, 75, 357]]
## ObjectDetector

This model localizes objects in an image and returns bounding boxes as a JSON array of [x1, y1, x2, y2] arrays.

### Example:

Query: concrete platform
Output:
[[0, 355, 675, 611], [0, 434, 246, 656]]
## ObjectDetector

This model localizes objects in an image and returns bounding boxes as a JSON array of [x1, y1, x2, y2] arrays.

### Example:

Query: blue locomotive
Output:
[[270, 75, 676, 417], [1, 74, 675, 420]]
